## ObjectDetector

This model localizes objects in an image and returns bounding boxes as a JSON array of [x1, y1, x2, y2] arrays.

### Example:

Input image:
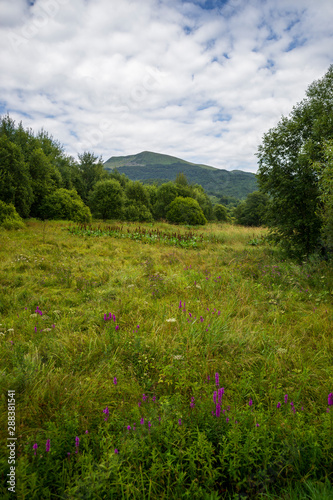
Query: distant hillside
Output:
[[104, 151, 257, 199]]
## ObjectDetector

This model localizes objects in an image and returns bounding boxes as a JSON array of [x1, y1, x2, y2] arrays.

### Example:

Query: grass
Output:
[[0, 219, 333, 499]]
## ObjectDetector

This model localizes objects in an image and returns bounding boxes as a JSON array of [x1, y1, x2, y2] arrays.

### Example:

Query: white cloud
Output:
[[0, 0, 332, 172]]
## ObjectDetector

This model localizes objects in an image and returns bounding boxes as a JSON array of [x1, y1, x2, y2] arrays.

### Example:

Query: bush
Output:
[[0, 200, 25, 229], [40, 189, 92, 222], [89, 179, 124, 220], [124, 202, 154, 222], [166, 197, 207, 225], [213, 204, 229, 222]]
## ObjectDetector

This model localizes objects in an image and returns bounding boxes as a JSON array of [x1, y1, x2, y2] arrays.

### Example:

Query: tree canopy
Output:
[[256, 65, 333, 257]]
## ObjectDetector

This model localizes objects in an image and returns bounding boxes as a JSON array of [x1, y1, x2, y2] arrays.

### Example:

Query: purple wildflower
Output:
[[103, 406, 109, 421], [277, 402, 281, 409], [148, 421, 151, 429], [114, 448, 119, 454], [284, 394, 288, 404], [34, 326, 37, 332], [46, 439, 50, 452], [85, 430, 88, 434], [115, 325, 119, 331], [127, 425, 131, 431], [218, 388, 224, 403], [33, 443, 38, 456], [216, 404, 221, 418], [140, 418, 144, 425], [113, 377, 117, 385], [104, 314, 107, 321], [256, 423, 260, 427], [178, 419, 182, 426], [249, 399, 253, 407], [328, 393, 333, 406], [226, 417, 229, 423], [179, 300, 182, 309], [215, 372, 219, 388], [152, 396, 156, 402], [75, 436, 79, 453], [213, 391, 217, 404]]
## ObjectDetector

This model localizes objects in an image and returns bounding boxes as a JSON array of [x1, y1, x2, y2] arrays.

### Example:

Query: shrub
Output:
[[0, 200, 25, 229], [89, 179, 124, 220], [40, 189, 92, 222], [124, 202, 154, 222], [166, 196, 207, 225], [213, 204, 229, 222]]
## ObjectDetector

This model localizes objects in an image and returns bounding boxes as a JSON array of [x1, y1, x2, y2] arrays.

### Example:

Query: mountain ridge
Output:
[[104, 151, 257, 199]]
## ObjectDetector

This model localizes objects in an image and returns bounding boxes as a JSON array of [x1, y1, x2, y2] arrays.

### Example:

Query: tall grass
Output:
[[0, 220, 332, 499]]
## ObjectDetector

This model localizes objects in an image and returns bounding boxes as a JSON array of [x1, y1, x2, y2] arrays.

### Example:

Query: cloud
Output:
[[0, 0, 332, 172]]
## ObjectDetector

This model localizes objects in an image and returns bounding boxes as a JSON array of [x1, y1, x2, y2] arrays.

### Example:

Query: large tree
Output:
[[256, 65, 333, 257]]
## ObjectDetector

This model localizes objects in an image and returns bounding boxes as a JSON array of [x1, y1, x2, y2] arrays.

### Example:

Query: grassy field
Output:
[[0, 220, 333, 499]]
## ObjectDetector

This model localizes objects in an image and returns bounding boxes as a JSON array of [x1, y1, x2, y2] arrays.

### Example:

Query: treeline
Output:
[[0, 115, 232, 226]]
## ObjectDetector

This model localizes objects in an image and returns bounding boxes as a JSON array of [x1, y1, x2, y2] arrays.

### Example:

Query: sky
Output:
[[1, 0, 333, 172]]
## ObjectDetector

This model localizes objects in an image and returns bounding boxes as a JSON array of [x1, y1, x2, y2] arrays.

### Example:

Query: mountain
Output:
[[104, 151, 257, 199]]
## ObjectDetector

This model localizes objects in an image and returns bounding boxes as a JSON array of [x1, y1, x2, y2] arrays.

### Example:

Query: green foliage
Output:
[[89, 179, 124, 220], [154, 182, 179, 219], [257, 65, 333, 257], [0, 200, 25, 229], [316, 140, 333, 250], [166, 196, 207, 225], [124, 202, 154, 222], [213, 203, 229, 222], [234, 191, 269, 227], [77, 152, 107, 203], [0, 134, 33, 217], [40, 188, 92, 222]]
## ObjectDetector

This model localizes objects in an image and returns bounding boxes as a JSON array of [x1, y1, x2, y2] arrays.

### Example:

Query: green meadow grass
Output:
[[0, 220, 333, 499]]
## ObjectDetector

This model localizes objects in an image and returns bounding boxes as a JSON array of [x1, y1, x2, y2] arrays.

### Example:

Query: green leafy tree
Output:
[[89, 179, 124, 220], [124, 202, 154, 222], [77, 152, 107, 203], [40, 189, 92, 222], [0, 134, 33, 217], [154, 182, 179, 219], [257, 65, 333, 257], [213, 204, 229, 222], [125, 181, 150, 207], [315, 140, 333, 249], [166, 196, 207, 225], [233, 191, 269, 227]]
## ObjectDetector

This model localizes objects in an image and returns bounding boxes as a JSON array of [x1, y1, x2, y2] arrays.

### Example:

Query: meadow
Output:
[[0, 219, 333, 499]]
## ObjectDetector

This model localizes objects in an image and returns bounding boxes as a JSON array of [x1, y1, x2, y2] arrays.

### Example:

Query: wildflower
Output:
[[284, 394, 288, 404], [200, 316, 204, 322], [226, 417, 229, 423], [215, 372, 219, 387], [113, 377, 117, 385], [114, 448, 119, 454], [33, 443, 38, 456], [249, 399, 253, 407], [85, 430, 88, 434], [218, 388, 224, 403], [113, 314, 116, 322], [104, 314, 107, 321], [213, 391, 217, 404], [127, 425, 131, 431], [67, 452, 71, 457], [159, 416, 161, 422], [103, 406, 109, 421], [178, 419, 182, 426], [52, 324, 55, 328], [256, 423, 260, 427], [45, 439, 50, 452], [152, 396, 156, 402], [216, 404, 221, 418], [148, 421, 151, 429], [137, 325, 140, 329], [138, 402, 141, 407], [34, 326, 37, 332], [328, 393, 333, 406], [166, 318, 176, 323], [190, 397, 195, 408], [142, 394, 147, 402], [115, 325, 119, 331], [140, 418, 144, 425], [179, 300, 182, 309], [277, 402, 281, 409], [75, 436, 79, 453]]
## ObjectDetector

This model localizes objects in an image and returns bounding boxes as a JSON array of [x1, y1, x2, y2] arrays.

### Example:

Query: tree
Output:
[[77, 152, 107, 202], [315, 140, 333, 249], [166, 197, 207, 225], [233, 191, 269, 227], [213, 204, 229, 222], [0, 134, 33, 217], [89, 179, 124, 220], [40, 189, 92, 222], [154, 182, 179, 219], [256, 65, 333, 257]]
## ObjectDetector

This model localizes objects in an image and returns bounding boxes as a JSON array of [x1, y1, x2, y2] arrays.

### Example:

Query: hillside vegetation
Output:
[[104, 151, 258, 199], [0, 220, 333, 499]]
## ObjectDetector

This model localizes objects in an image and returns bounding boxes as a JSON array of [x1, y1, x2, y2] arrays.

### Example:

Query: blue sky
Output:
[[1, 0, 332, 172]]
